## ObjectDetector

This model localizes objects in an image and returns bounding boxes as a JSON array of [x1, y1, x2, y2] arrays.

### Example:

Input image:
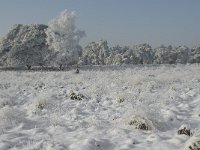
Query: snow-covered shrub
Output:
[[117, 96, 125, 103], [122, 105, 156, 131], [128, 115, 152, 130], [45, 9, 86, 67], [178, 124, 192, 136], [184, 135, 200, 150], [70, 91, 84, 101], [36, 100, 46, 110], [124, 99, 168, 131]]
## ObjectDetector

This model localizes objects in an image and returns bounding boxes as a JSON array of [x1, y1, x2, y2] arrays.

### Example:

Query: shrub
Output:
[[117, 96, 125, 103], [178, 127, 192, 136], [128, 115, 152, 130], [184, 135, 200, 150], [70, 91, 84, 101]]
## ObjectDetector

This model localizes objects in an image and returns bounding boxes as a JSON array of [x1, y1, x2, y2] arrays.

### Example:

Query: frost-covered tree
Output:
[[174, 45, 189, 64], [81, 40, 110, 65], [132, 44, 154, 64], [154, 45, 174, 64], [80, 42, 99, 65], [105, 51, 115, 65], [110, 45, 129, 54], [104, 45, 132, 65], [45, 10, 85, 68], [154, 45, 189, 64], [122, 48, 137, 64], [106, 45, 134, 65], [112, 53, 123, 65], [188, 45, 200, 63], [98, 40, 110, 65], [0, 24, 50, 68]]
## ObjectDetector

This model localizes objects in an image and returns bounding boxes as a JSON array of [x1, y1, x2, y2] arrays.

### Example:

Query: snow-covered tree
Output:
[[189, 45, 200, 63], [105, 51, 115, 65], [98, 40, 110, 65], [110, 45, 128, 54], [45, 10, 86, 68], [0, 24, 50, 68], [154, 45, 189, 64], [112, 53, 123, 65], [122, 48, 137, 64], [154, 45, 174, 64], [174, 45, 189, 64], [132, 44, 154, 64], [81, 40, 110, 65]]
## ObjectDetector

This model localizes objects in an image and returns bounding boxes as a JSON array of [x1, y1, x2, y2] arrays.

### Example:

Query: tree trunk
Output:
[[26, 65, 31, 70], [59, 64, 64, 70]]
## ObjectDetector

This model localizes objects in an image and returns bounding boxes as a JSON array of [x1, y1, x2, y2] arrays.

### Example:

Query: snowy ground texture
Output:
[[0, 64, 200, 150]]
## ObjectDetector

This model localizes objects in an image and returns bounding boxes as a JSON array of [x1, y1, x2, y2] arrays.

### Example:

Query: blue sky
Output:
[[0, 0, 200, 47]]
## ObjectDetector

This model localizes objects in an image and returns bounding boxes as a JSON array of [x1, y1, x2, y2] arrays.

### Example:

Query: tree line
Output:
[[0, 10, 200, 69]]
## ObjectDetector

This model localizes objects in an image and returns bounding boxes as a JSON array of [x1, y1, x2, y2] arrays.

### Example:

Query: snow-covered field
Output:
[[0, 64, 200, 150]]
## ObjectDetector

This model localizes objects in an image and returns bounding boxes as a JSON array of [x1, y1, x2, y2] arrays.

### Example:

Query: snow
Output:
[[0, 64, 200, 150]]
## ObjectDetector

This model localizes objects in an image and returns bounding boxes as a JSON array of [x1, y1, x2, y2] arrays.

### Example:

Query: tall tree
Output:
[[45, 10, 86, 68], [3, 24, 49, 69]]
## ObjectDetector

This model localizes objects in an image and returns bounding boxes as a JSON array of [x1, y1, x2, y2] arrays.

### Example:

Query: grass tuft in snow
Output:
[[128, 115, 152, 130]]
